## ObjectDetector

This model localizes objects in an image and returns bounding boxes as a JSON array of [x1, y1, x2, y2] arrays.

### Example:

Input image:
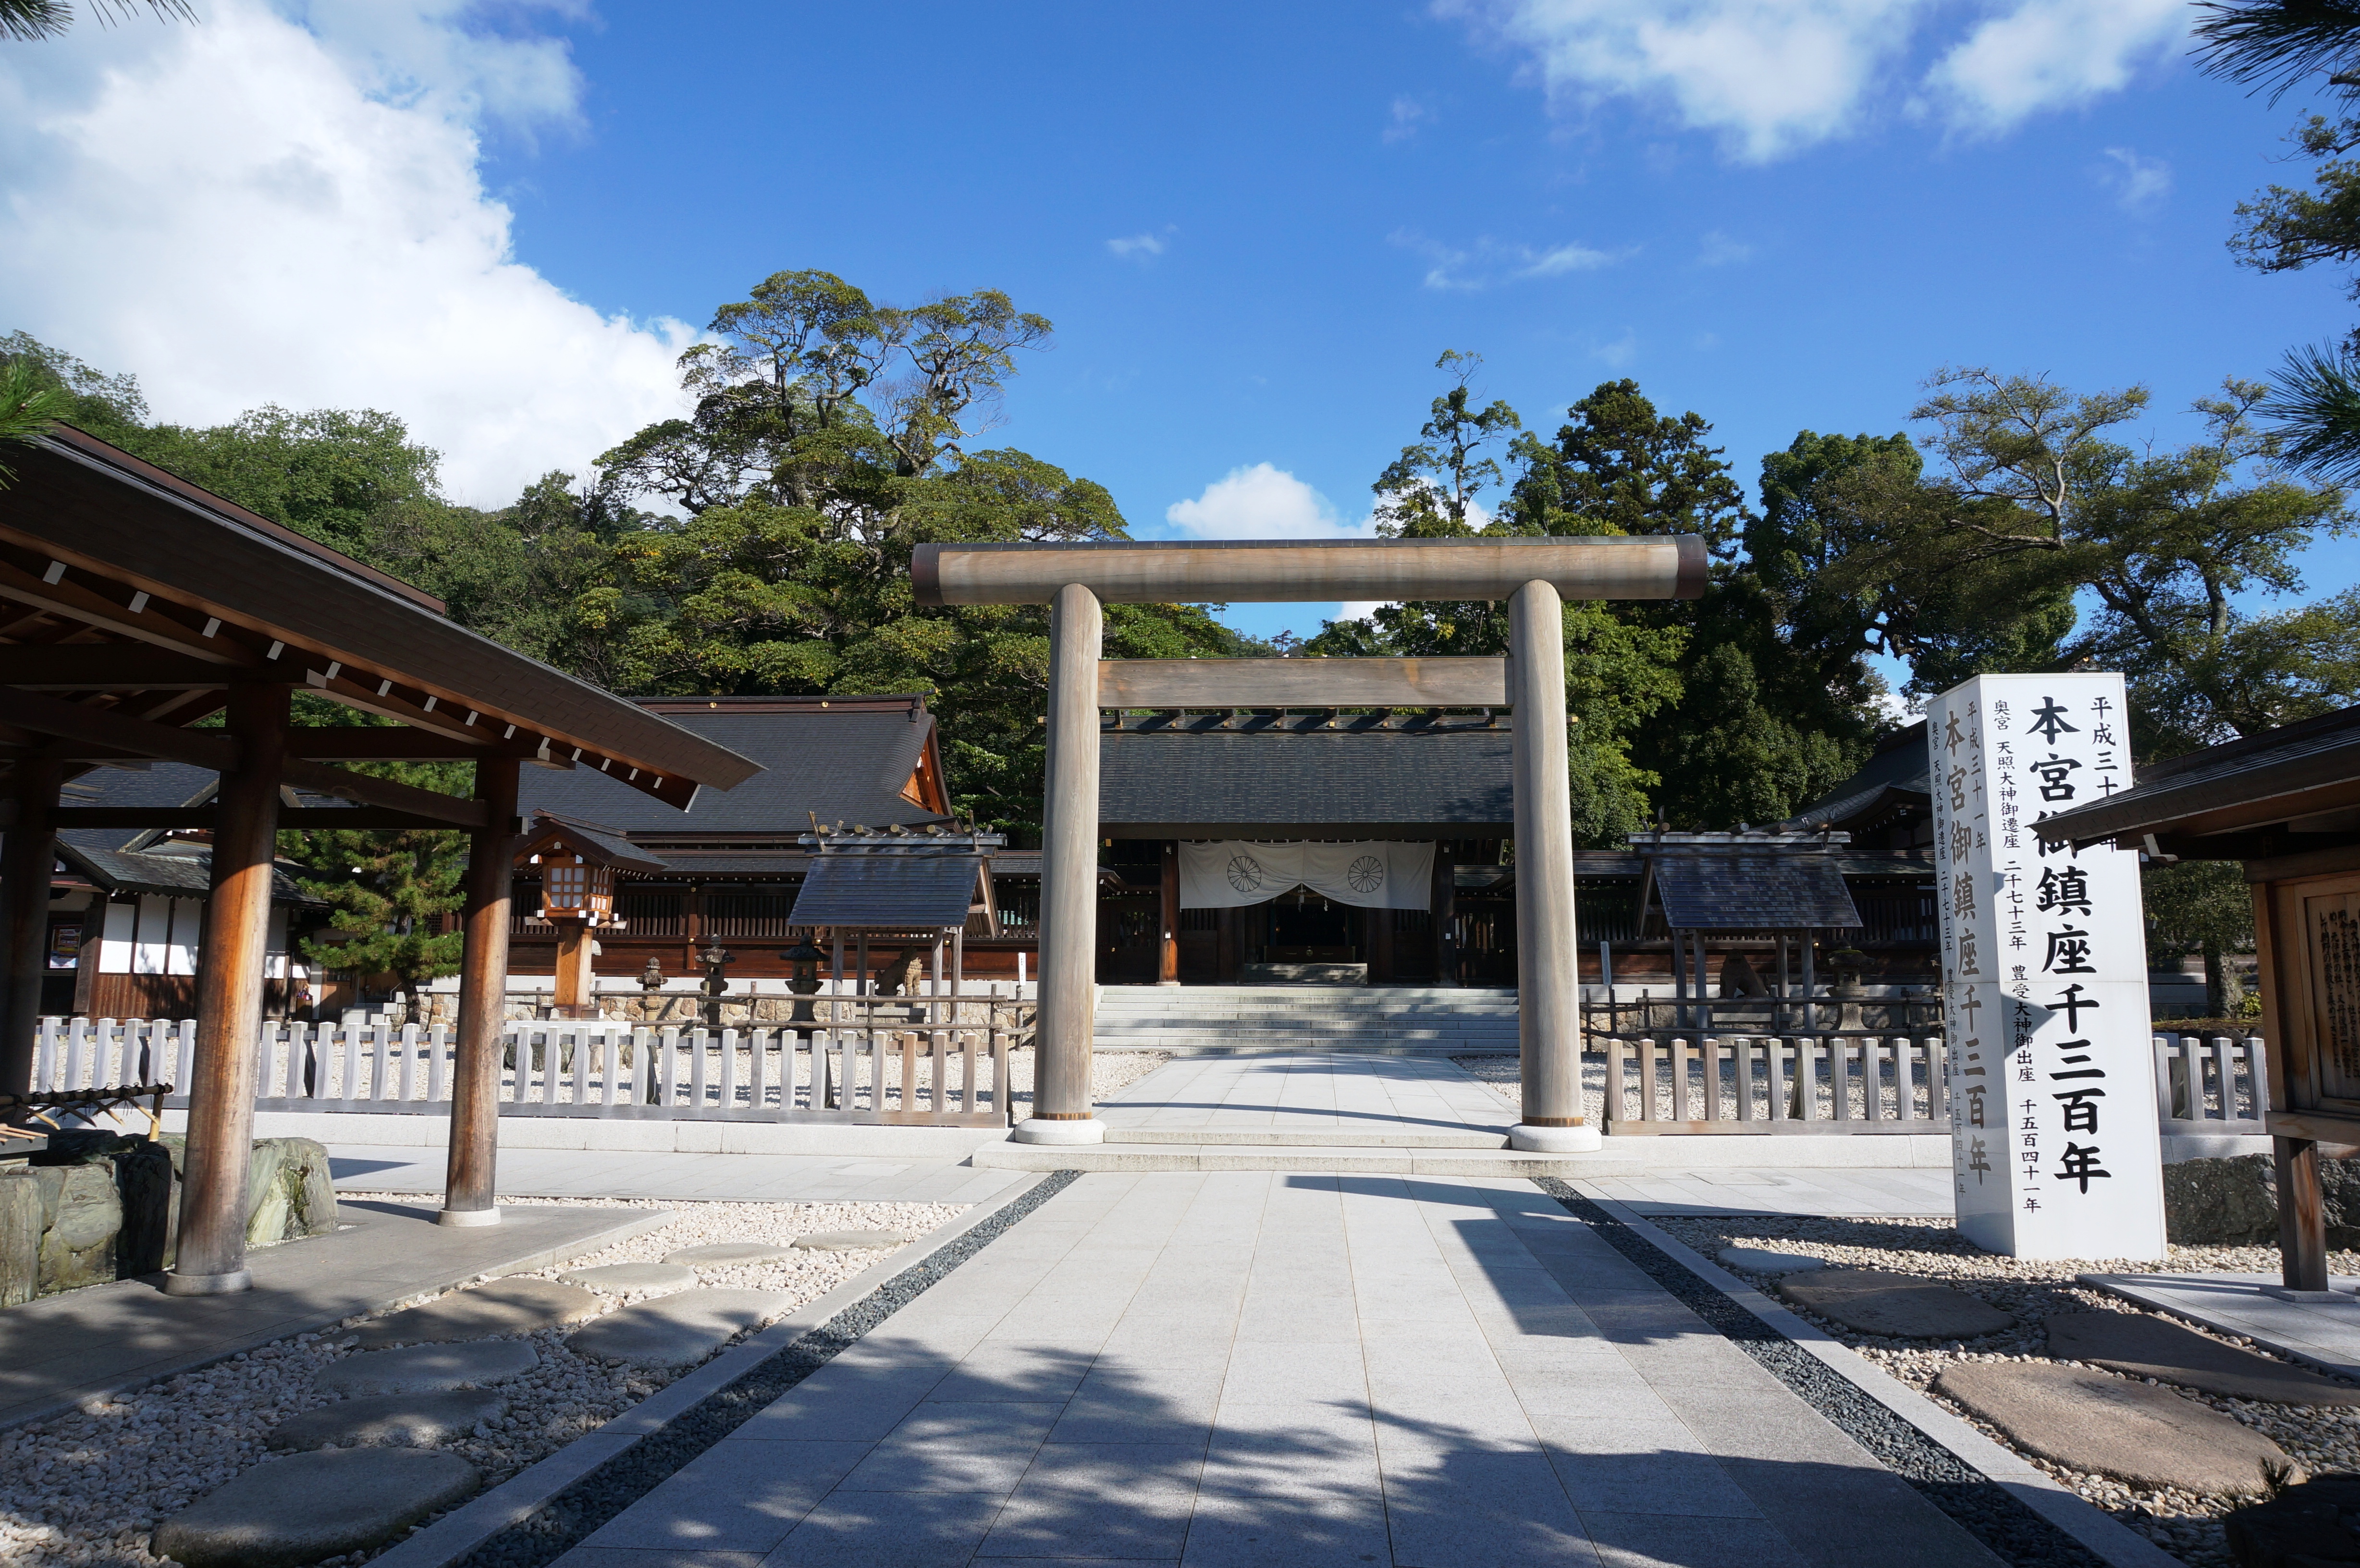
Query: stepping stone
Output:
[[566, 1287, 794, 1367], [562, 1261, 700, 1294], [1718, 1245, 1825, 1276], [793, 1229, 923, 1251], [1934, 1360, 2292, 1496], [268, 1389, 506, 1452], [350, 1278, 602, 1348], [150, 1447, 479, 1568], [315, 1340, 540, 1397], [664, 1241, 795, 1266], [1776, 1268, 2016, 1339], [2047, 1311, 2360, 1407]]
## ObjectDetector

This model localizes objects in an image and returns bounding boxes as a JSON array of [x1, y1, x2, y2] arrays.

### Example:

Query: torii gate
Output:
[[914, 535, 1704, 1152]]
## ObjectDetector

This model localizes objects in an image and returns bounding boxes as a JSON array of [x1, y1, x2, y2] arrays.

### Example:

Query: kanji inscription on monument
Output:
[[1926, 673, 2166, 1261]]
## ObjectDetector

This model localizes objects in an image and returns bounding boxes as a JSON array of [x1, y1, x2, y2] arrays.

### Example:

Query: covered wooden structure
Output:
[[2039, 703, 2360, 1295], [516, 810, 668, 1016], [0, 427, 756, 1294], [1632, 829, 1866, 1033]]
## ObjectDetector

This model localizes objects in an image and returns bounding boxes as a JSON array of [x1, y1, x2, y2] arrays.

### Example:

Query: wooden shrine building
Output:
[[0, 425, 756, 1294]]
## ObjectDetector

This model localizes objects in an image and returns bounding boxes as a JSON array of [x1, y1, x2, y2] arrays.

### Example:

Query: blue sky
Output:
[[2, 0, 2354, 656]]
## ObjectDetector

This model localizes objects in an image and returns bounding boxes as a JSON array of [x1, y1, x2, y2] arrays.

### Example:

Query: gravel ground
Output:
[[1655, 1213, 2360, 1567], [0, 1197, 962, 1568]]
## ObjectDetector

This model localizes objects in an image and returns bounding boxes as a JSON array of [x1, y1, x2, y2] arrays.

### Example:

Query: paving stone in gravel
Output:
[[565, 1286, 795, 1367], [1717, 1244, 1825, 1275], [1775, 1268, 2016, 1338], [349, 1277, 602, 1347], [314, 1339, 541, 1396], [2045, 1311, 2360, 1407], [663, 1241, 796, 1266], [560, 1261, 700, 1293], [793, 1229, 923, 1251], [267, 1389, 507, 1451], [150, 1447, 479, 1568], [1934, 1360, 2293, 1495]]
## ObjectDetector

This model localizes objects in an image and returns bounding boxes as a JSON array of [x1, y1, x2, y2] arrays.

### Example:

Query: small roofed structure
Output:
[[515, 811, 668, 1017], [1633, 830, 1865, 1033], [0, 426, 758, 1295], [2039, 702, 2360, 1298], [787, 827, 1002, 1003]]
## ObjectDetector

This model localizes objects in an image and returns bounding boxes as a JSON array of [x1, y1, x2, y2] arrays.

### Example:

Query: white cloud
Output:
[[1106, 232, 1168, 260], [1165, 464, 1376, 540], [1384, 94, 1433, 143], [1696, 230, 1752, 266], [2098, 145, 2172, 211], [1593, 329, 1639, 367], [1435, 0, 2185, 161], [0, 0, 695, 505], [1390, 229, 1624, 290]]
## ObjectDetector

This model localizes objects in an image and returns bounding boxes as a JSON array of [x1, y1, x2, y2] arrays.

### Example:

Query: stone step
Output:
[[1104, 1127, 1511, 1148], [969, 1140, 1637, 1176]]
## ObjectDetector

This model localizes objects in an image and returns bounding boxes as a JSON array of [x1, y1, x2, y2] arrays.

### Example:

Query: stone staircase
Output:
[[1091, 984, 1520, 1056]]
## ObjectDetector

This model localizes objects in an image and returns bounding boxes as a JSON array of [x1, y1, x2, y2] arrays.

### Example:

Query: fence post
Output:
[[1604, 1037, 1625, 1126], [1637, 1037, 1659, 1123]]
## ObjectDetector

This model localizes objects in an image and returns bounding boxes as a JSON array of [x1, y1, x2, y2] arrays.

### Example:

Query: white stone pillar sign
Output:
[[1925, 673, 2165, 1261]]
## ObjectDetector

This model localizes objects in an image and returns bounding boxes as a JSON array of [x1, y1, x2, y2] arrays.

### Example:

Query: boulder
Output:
[[351, 1278, 602, 1347], [1934, 1360, 2291, 1495], [2222, 1472, 2360, 1566], [38, 1162, 122, 1293], [1716, 1245, 1825, 1276], [2046, 1311, 2360, 1407], [0, 1168, 42, 1307], [561, 1261, 699, 1294], [1775, 1269, 2017, 1339], [160, 1134, 339, 1248], [268, 1388, 506, 1451], [151, 1447, 479, 1568]]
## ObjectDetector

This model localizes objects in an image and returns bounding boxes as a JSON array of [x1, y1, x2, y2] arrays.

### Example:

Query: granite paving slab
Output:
[[566, 1287, 795, 1367], [351, 1278, 603, 1347], [561, 1262, 699, 1294], [1934, 1360, 2291, 1495], [791, 1229, 923, 1251], [151, 1447, 479, 1568], [2047, 1311, 2360, 1406], [1777, 1268, 2017, 1339], [268, 1388, 507, 1451], [316, 1339, 541, 1396]]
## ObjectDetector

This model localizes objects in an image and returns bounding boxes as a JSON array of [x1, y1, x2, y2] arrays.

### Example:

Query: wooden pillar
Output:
[[1508, 580, 1592, 1149], [553, 920, 594, 1012], [165, 685, 286, 1295], [1156, 840, 1180, 986], [440, 755, 519, 1227], [1020, 581, 1105, 1143], [2277, 1136, 2330, 1293], [0, 756, 61, 1094]]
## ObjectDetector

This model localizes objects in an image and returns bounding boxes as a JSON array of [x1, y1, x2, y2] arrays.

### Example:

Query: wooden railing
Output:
[[2153, 1033, 2267, 1137], [28, 1011, 1019, 1128], [1595, 1034, 1950, 1132]]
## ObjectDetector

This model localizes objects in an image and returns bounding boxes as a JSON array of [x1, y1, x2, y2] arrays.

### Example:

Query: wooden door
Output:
[[2262, 867, 2360, 1138]]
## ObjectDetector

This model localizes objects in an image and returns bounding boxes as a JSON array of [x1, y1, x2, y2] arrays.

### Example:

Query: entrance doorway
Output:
[[1259, 889, 1358, 963]]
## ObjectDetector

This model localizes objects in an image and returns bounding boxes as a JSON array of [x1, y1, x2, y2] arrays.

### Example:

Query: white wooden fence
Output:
[[2153, 1033, 2268, 1138], [30, 1012, 1014, 1127], [1597, 1034, 1950, 1132]]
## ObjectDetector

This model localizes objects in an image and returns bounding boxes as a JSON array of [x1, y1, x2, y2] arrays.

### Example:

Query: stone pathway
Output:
[[553, 1170, 1997, 1567], [2045, 1310, 2360, 1406], [0, 1199, 653, 1430], [1096, 1052, 1516, 1140], [1933, 1361, 2290, 1496]]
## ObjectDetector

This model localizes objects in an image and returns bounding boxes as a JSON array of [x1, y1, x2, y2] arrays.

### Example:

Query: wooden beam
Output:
[[0, 686, 238, 770], [0, 551, 261, 664], [0, 646, 239, 688], [285, 726, 557, 762], [1099, 656, 1508, 709], [280, 758, 490, 828]]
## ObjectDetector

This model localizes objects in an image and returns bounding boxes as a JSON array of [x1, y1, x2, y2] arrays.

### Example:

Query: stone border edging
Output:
[[1536, 1180, 2183, 1568], [2077, 1273, 2360, 1383], [367, 1170, 1065, 1568]]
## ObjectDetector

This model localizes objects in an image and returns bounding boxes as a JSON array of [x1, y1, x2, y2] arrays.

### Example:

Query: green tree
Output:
[[2144, 858, 2259, 1018], [285, 760, 473, 999], [0, 355, 70, 486], [0, 0, 188, 41]]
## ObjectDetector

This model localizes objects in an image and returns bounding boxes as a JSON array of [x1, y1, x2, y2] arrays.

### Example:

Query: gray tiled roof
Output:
[[787, 856, 986, 929], [1099, 730, 1514, 834], [2039, 701, 2360, 845], [520, 707, 943, 834], [1650, 855, 1862, 931]]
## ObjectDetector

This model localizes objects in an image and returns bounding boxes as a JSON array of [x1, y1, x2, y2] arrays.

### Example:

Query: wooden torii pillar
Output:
[[915, 536, 1703, 1151]]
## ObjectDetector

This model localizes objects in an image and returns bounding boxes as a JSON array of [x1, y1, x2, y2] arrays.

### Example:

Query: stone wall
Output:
[[2162, 1153, 2360, 1249], [0, 1133, 338, 1305]]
